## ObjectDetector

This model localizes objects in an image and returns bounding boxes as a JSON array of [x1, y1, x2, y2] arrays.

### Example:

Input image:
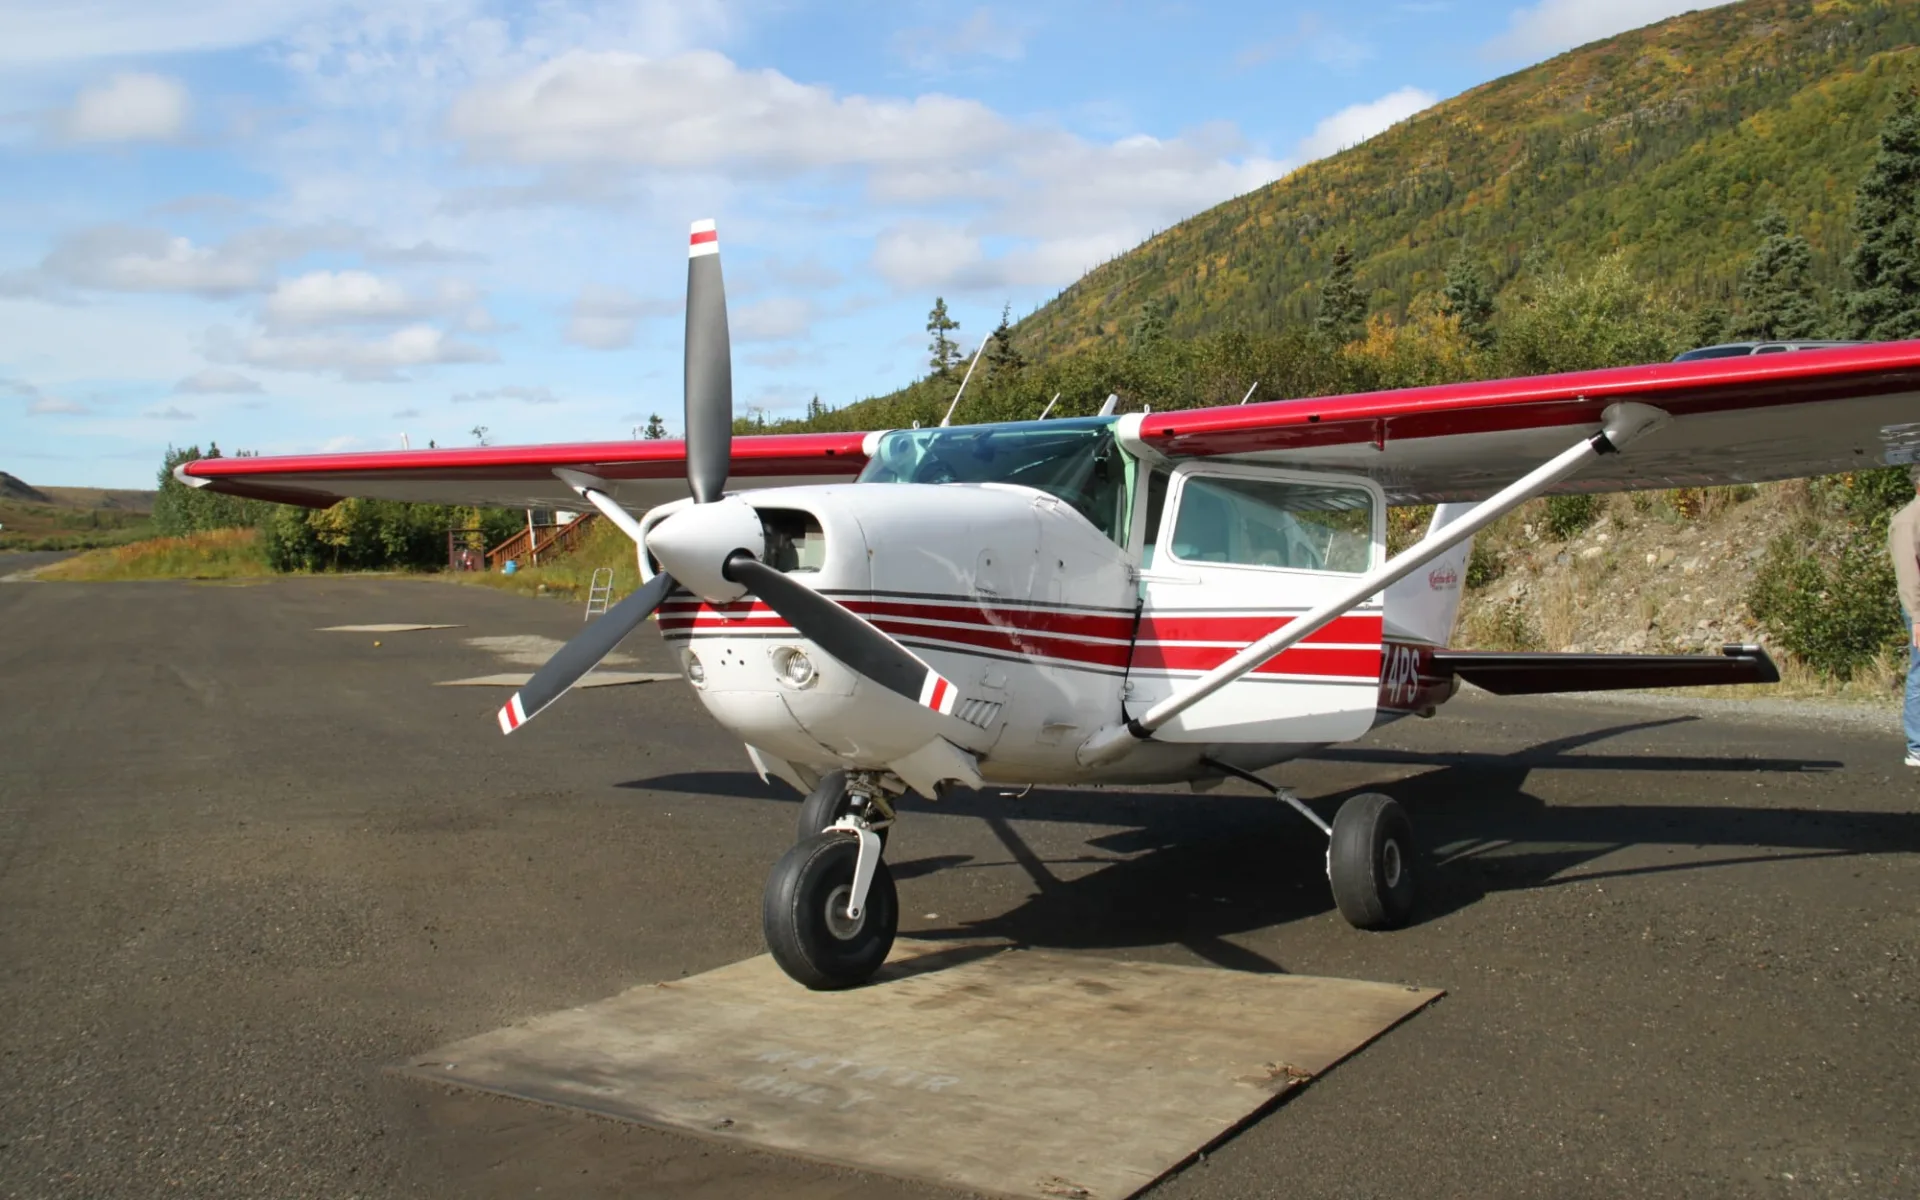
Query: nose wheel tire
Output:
[[763, 831, 898, 990], [1327, 792, 1417, 930], [794, 770, 888, 848]]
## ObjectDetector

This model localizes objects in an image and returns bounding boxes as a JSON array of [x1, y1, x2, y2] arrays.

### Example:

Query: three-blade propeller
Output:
[[496, 220, 958, 735]]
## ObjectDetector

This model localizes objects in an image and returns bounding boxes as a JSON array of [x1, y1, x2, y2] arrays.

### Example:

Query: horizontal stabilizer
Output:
[[1432, 644, 1778, 696]]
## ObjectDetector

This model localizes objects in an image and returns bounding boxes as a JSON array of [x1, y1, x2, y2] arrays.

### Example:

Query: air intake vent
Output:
[[954, 697, 1003, 728]]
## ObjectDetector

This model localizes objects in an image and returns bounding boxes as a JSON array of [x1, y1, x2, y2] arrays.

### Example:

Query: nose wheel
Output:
[[763, 826, 898, 989]]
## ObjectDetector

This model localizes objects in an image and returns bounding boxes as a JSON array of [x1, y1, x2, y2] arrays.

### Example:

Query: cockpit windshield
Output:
[[856, 417, 1128, 543]]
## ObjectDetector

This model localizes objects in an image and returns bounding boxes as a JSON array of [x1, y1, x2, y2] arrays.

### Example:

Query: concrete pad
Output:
[[397, 940, 1441, 1200], [434, 672, 680, 688], [318, 623, 464, 632], [463, 633, 636, 667]]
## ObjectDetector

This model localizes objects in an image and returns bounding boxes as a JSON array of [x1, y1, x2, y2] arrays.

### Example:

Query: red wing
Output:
[[175, 431, 871, 510], [1123, 341, 1920, 503]]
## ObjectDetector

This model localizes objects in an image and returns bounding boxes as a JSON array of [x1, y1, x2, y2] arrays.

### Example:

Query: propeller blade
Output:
[[724, 553, 960, 716], [498, 571, 677, 734], [684, 218, 732, 505]]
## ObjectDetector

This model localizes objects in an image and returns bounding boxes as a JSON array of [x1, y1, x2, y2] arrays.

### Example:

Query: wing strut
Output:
[[1077, 401, 1670, 767]]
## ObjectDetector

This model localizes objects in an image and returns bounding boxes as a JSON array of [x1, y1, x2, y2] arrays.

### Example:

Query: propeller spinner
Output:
[[496, 220, 959, 735]]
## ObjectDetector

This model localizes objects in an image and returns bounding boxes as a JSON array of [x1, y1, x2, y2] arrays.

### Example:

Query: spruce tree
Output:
[[1731, 209, 1824, 340], [1129, 299, 1169, 355], [926, 298, 961, 375], [1440, 252, 1496, 349], [1844, 90, 1920, 341], [1315, 244, 1366, 341], [1686, 305, 1731, 349], [642, 413, 667, 439], [985, 304, 1024, 377]]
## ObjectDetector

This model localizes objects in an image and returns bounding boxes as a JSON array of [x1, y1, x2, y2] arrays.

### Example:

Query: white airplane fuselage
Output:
[[642, 462, 1469, 795]]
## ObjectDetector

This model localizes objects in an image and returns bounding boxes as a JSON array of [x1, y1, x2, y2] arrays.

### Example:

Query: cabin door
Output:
[[1125, 462, 1385, 745]]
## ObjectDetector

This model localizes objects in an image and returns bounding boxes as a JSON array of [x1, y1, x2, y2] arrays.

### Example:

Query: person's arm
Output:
[[1891, 506, 1920, 641]]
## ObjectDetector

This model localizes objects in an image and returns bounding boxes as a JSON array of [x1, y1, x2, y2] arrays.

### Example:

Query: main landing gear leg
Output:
[[764, 772, 900, 989], [1204, 758, 1418, 931]]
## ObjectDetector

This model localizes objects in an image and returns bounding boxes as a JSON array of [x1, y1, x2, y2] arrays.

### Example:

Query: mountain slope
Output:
[[1016, 0, 1920, 356]]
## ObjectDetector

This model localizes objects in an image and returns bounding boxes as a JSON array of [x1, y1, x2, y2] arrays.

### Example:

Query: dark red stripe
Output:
[[1136, 612, 1381, 645], [1130, 644, 1383, 678], [690, 229, 718, 245]]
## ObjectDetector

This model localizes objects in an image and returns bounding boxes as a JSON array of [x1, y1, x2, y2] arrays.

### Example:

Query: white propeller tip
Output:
[[689, 219, 718, 258], [497, 693, 528, 735]]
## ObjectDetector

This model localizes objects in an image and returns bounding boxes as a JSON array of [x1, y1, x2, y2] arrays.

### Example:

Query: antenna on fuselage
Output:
[[1240, 381, 1260, 405], [938, 338, 988, 427], [1097, 393, 1119, 417], [1037, 392, 1060, 420]]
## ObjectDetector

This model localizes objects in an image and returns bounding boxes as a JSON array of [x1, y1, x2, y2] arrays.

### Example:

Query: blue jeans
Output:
[[1907, 613, 1920, 758]]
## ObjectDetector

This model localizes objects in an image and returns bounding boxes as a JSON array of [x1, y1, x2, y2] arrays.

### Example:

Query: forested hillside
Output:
[[1021, 0, 1920, 353]]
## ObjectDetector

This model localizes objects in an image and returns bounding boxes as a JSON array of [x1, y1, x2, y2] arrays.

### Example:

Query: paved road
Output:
[[0, 550, 73, 577], [1, 577, 1914, 1199]]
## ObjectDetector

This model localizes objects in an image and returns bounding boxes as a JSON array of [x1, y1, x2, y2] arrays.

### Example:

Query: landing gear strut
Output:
[[764, 772, 900, 989], [1204, 759, 1418, 931]]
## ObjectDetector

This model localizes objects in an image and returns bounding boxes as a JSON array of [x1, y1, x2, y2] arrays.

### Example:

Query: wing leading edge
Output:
[[1119, 340, 1920, 503], [175, 431, 871, 511]]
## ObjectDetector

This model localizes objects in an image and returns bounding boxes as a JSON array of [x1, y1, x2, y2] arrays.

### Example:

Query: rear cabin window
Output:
[[1169, 475, 1374, 573]]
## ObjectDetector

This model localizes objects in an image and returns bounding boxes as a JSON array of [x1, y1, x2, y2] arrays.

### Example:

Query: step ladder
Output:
[[585, 568, 614, 621]]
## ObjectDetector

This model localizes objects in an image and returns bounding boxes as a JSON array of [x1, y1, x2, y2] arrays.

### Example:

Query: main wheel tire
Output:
[[794, 770, 887, 849], [1327, 792, 1417, 930], [763, 832, 898, 990]]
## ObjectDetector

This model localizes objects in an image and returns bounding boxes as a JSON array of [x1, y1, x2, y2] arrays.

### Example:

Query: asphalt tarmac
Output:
[[1, 576, 1914, 1199]]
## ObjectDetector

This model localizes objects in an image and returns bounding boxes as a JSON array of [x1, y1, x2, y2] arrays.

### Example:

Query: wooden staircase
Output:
[[485, 512, 601, 571]]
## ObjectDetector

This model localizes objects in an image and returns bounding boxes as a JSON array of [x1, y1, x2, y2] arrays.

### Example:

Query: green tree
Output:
[[985, 304, 1024, 378], [643, 413, 668, 439], [1686, 304, 1731, 349], [152, 444, 269, 536], [926, 298, 961, 376], [1731, 210, 1825, 340], [470, 425, 490, 446], [1129, 299, 1169, 355], [1845, 90, 1920, 341], [1494, 254, 1684, 376], [806, 395, 828, 421], [1315, 244, 1366, 342], [1440, 252, 1496, 349]]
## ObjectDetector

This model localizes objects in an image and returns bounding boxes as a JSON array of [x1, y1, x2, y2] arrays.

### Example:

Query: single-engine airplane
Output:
[[179, 220, 1920, 989]]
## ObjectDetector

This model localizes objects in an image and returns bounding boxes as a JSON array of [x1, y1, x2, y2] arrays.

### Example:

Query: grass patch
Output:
[[449, 519, 643, 604], [38, 527, 273, 581]]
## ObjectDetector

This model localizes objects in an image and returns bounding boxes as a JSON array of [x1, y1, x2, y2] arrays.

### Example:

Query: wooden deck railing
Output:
[[484, 511, 601, 571]]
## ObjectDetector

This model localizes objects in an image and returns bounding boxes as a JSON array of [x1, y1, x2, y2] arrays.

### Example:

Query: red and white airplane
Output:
[[180, 220, 1920, 989]]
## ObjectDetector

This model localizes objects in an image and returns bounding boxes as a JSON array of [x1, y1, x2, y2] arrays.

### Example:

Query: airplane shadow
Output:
[[618, 719, 1913, 975]]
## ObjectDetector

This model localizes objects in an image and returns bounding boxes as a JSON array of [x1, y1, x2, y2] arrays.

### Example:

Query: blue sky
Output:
[[0, 0, 1728, 487]]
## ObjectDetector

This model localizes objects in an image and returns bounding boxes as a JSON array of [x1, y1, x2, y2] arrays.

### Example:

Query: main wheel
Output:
[[763, 832, 898, 990], [794, 770, 887, 848], [1327, 792, 1417, 930]]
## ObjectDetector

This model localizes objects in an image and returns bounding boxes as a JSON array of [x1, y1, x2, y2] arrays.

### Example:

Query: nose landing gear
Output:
[[764, 771, 901, 989]]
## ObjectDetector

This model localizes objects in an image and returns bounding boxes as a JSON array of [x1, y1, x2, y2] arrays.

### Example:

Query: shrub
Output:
[[1542, 493, 1603, 540], [1748, 522, 1904, 679], [1465, 539, 1503, 589]]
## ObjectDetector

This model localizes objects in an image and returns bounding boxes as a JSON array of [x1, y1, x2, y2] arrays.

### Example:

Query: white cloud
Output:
[[893, 8, 1029, 73], [451, 385, 559, 404], [61, 73, 190, 143], [9, 377, 89, 415], [262, 269, 485, 329], [449, 50, 1013, 174], [211, 324, 497, 382], [8, 224, 357, 299], [872, 224, 985, 292], [733, 295, 814, 342], [0, 0, 339, 65], [1483, 0, 1736, 61], [144, 405, 197, 420], [1295, 87, 1437, 161], [564, 284, 678, 350], [175, 367, 263, 394]]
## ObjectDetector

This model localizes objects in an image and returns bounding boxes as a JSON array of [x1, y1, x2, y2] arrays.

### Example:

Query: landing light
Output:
[[684, 651, 705, 686], [772, 646, 816, 688]]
